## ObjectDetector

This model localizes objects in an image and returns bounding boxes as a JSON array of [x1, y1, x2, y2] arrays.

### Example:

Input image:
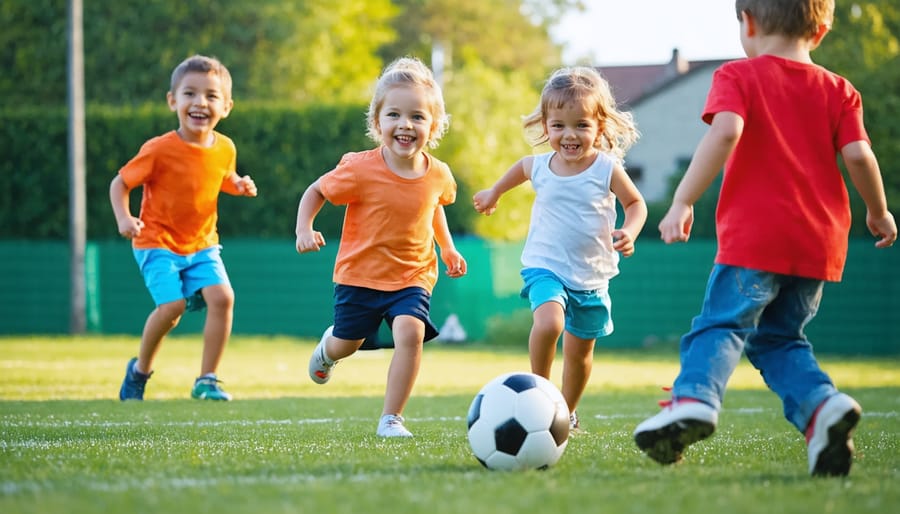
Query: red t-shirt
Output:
[[319, 148, 457, 293], [704, 55, 870, 281], [119, 131, 237, 255]]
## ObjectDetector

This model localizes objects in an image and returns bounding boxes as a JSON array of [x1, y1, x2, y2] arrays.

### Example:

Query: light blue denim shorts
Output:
[[520, 267, 613, 339], [133, 246, 229, 311]]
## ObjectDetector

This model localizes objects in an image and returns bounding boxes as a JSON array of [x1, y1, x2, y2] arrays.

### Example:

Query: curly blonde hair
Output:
[[366, 57, 450, 149], [523, 66, 638, 161]]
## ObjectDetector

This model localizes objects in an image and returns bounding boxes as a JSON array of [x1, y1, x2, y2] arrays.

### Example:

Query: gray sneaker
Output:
[[309, 326, 337, 384]]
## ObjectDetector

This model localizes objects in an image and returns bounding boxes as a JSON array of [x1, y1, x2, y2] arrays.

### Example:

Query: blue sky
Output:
[[553, 0, 746, 65]]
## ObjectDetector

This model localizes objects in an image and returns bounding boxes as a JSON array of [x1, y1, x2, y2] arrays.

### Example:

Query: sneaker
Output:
[[569, 410, 581, 433], [377, 414, 413, 437], [309, 326, 337, 384], [806, 393, 861, 477], [191, 375, 233, 401], [119, 357, 152, 401], [634, 398, 718, 464]]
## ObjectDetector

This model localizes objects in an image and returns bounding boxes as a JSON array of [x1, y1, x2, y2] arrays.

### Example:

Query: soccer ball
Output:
[[466, 372, 570, 470]]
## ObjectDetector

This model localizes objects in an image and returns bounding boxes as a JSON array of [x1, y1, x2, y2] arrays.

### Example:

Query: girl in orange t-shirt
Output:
[[295, 57, 467, 438]]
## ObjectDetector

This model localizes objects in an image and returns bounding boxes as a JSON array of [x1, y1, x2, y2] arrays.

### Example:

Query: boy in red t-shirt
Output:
[[110, 55, 257, 402], [633, 0, 896, 476]]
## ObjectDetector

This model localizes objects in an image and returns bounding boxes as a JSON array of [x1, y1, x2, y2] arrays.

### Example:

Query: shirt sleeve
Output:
[[318, 153, 361, 205], [702, 64, 746, 125], [835, 80, 870, 149]]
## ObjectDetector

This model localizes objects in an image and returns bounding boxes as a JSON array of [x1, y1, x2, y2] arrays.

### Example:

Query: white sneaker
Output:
[[806, 393, 861, 476], [308, 326, 337, 384], [377, 414, 413, 438], [569, 410, 583, 434], [634, 399, 718, 464]]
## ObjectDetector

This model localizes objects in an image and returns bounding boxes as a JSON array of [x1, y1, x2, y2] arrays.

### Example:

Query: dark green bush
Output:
[[0, 102, 387, 240]]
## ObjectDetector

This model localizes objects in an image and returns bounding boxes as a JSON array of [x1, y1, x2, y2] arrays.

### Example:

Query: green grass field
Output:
[[2, 336, 898, 514]]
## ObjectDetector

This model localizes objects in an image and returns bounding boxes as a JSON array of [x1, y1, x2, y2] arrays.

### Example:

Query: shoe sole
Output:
[[811, 408, 860, 477], [635, 419, 716, 465]]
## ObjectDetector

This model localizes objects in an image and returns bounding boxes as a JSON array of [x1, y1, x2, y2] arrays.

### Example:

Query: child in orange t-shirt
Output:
[[295, 57, 467, 437], [110, 55, 257, 402]]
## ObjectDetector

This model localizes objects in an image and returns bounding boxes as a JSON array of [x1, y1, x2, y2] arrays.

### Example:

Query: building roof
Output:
[[597, 48, 733, 106]]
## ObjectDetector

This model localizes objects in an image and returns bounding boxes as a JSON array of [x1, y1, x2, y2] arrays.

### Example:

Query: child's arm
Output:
[[841, 141, 898, 248], [609, 163, 647, 257], [109, 175, 144, 239], [472, 157, 533, 215], [295, 179, 328, 253], [659, 111, 743, 243], [433, 205, 467, 278], [222, 172, 258, 197]]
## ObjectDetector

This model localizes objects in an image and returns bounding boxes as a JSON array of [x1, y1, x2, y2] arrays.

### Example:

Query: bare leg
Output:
[[529, 301, 565, 379], [198, 284, 235, 376], [135, 299, 186, 374], [561, 331, 595, 414], [382, 315, 425, 416]]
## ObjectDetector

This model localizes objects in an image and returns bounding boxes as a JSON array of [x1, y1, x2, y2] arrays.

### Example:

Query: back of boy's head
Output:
[[170, 55, 233, 99], [735, 0, 834, 38], [366, 56, 449, 149]]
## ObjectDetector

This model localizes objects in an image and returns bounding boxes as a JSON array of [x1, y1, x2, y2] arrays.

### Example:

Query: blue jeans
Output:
[[672, 264, 837, 432]]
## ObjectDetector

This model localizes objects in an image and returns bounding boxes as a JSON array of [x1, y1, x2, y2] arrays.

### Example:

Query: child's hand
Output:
[[472, 189, 499, 215], [658, 203, 693, 244], [296, 229, 326, 253], [235, 175, 257, 197], [441, 248, 467, 278], [868, 211, 897, 249], [612, 229, 636, 257], [117, 216, 144, 240]]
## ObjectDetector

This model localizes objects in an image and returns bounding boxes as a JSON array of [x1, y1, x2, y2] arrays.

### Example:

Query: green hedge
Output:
[[0, 103, 415, 239]]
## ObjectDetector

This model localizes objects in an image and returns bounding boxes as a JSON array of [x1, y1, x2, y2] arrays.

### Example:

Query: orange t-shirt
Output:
[[319, 148, 457, 293], [119, 130, 238, 255]]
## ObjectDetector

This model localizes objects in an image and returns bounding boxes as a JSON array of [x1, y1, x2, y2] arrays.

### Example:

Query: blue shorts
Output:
[[520, 267, 613, 339], [332, 285, 439, 343], [133, 246, 230, 311]]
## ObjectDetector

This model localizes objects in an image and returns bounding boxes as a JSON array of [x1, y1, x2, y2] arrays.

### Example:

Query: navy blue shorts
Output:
[[332, 285, 439, 344]]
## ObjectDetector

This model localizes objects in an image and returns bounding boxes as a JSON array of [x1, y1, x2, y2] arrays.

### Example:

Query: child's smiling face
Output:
[[167, 71, 233, 146]]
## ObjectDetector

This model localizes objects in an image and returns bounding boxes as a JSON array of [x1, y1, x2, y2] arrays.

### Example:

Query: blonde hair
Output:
[[366, 57, 450, 149], [523, 66, 638, 161]]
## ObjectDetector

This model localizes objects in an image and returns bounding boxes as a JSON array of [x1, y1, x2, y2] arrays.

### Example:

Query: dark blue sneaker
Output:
[[119, 357, 152, 401]]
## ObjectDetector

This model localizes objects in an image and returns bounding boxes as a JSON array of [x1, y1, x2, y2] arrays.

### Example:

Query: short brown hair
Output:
[[170, 55, 233, 99], [735, 0, 834, 38]]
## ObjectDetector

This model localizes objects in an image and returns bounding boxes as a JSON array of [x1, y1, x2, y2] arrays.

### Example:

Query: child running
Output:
[[111, 54, 257, 401], [295, 57, 467, 437], [633, 0, 897, 476], [473, 66, 647, 432]]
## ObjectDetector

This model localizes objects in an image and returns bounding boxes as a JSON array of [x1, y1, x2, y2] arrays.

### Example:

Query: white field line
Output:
[[1, 409, 896, 430]]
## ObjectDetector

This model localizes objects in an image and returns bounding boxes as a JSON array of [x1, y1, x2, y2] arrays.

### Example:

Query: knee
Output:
[[532, 309, 564, 337], [157, 300, 186, 327], [204, 285, 235, 312]]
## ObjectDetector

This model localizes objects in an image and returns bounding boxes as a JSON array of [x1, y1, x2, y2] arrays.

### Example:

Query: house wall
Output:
[[624, 65, 718, 202]]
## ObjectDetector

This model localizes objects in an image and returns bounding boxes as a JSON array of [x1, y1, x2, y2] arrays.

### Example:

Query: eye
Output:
[[413, 113, 427, 121]]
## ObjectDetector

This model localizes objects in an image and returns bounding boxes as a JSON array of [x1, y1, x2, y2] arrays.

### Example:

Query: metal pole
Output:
[[68, 0, 86, 333]]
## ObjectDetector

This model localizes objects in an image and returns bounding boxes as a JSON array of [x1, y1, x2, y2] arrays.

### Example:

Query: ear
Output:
[[741, 10, 757, 37], [810, 23, 831, 49], [221, 98, 234, 119], [166, 91, 177, 111]]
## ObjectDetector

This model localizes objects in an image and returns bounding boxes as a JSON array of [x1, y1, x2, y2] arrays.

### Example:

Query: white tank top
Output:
[[521, 151, 619, 291]]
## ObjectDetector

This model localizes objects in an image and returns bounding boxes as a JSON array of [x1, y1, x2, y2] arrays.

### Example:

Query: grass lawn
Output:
[[1, 335, 898, 514]]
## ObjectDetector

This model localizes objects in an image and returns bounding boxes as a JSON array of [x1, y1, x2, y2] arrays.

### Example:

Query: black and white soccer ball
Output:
[[466, 372, 570, 470]]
